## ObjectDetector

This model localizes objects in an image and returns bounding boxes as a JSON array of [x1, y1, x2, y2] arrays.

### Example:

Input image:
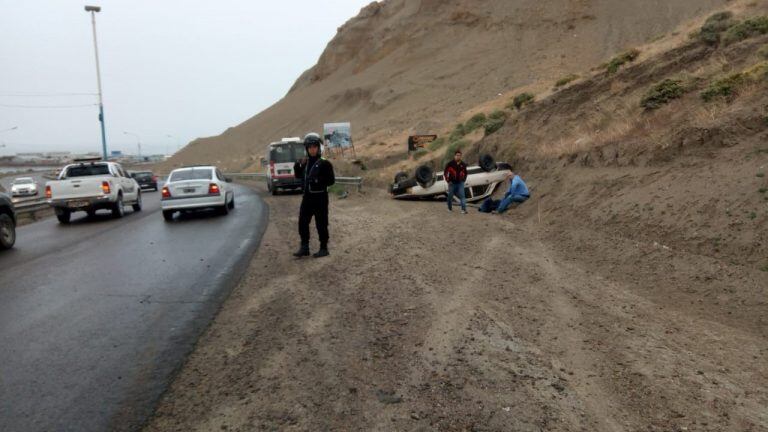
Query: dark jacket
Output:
[[294, 156, 335, 195], [443, 160, 468, 184]]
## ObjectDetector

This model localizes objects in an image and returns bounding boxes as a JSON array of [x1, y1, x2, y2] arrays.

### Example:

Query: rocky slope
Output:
[[166, 0, 732, 172]]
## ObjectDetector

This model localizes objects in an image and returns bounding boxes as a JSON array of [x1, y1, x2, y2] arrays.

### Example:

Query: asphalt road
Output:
[[0, 184, 268, 432]]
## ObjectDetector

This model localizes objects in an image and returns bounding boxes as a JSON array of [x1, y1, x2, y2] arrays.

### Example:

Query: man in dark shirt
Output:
[[293, 133, 336, 258], [443, 150, 468, 214]]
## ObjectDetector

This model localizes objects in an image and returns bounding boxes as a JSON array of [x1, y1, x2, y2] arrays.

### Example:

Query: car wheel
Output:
[[219, 203, 230, 216], [228, 196, 235, 210], [112, 194, 125, 219], [0, 213, 16, 250], [271, 186, 278, 196], [414, 165, 435, 188], [132, 192, 142, 212], [56, 209, 71, 224], [394, 171, 409, 184], [479, 154, 496, 172], [162, 210, 174, 221]]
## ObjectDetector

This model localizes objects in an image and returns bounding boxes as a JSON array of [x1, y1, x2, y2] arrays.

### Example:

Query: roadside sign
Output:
[[408, 135, 437, 152]]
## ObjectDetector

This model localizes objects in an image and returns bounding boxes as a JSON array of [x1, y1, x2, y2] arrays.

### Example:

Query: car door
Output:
[[116, 165, 137, 200], [216, 169, 232, 200]]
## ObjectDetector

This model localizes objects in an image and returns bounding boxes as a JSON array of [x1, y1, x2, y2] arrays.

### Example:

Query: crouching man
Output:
[[479, 171, 530, 213], [293, 133, 335, 258]]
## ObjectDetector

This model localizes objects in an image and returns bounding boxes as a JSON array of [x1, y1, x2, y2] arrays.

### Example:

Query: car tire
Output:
[[0, 213, 16, 250], [479, 154, 496, 172], [112, 194, 125, 219], [414, 165, 435, 188], [228, 196, 235, 210], [394, 171, 409, 184], [56, 209, 71, 224], [132, 192, 142, 212], [162, 210, 174, 221]]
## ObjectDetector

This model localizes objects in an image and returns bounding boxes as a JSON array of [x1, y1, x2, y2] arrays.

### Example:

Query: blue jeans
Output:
[[446, 182, 466, 211], [497, 194, 529, 213]]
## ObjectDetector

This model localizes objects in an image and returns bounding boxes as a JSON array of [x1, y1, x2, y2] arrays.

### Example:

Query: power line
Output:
[[0, 103, 98, 109], [0, 92, 98, 97]]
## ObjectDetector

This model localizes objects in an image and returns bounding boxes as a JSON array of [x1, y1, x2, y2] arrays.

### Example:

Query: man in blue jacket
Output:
[[496, 172, 530, 213], [479, 172, 530, 213]]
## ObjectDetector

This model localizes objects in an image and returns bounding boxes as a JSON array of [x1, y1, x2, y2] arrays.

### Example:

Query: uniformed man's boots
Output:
[[293, 245, 310, 258], [313, 245, 329, 258]]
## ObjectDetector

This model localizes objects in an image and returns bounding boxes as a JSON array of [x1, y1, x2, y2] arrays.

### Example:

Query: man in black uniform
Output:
[[293, 133, 335, 258]]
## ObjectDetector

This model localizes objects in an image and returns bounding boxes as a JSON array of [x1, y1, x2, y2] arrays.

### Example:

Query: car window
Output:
[[13, 178, 34, 185], [269, 145, 292, 163], [134, 172, 152, 180], [64, 164, 111, 178], [169, 169, 212, 182]]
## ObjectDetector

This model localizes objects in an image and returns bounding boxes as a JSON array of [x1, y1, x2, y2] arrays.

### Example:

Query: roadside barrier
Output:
[[225, 173, 363, 192]]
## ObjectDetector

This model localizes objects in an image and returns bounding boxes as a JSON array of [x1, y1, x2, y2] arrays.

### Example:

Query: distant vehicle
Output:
[[130, 171, 159, 191], [390, 155, 512, 203], [266, 139, 306, 195], [161, 165, 234, 221], [0, 193, 16, 250], [10, 177, 38, 197], [45, 159, 142, 224]]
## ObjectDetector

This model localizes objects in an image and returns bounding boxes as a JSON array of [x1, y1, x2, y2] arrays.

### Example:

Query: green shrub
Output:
[[508, 92, 535, 110], [641, 79, 685, 109], [701, 72, 746, 101], [699, 11, 736, 45], [449, 123, 466, 141], [605, 49, 641, 74], [555, 74, 579, 88], [723, 16, 768, 45], [484, 117, 507, 136], [759, 187, 767, 194], [488, 109, 508, 120], [758, 172, 766, 178], [758, 45, 768, 60], [428, 137, 447, 151], [464, 113, 487, 133]]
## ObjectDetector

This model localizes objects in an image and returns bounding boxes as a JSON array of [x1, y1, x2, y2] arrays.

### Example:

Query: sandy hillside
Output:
[[162, 0, 732, 172]]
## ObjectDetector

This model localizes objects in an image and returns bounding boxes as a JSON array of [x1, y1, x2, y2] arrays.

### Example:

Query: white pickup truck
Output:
[[45, 160, 142, 224]]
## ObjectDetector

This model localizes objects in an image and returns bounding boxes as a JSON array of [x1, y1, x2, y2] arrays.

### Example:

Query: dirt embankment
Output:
[[145, 145, 768, 432]]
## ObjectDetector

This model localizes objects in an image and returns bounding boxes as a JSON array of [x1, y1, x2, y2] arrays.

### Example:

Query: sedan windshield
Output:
[[169, 169, 212, 182], [13, 178, 34, 185]]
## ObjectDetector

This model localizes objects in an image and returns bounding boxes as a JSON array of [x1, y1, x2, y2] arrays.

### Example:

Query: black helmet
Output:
[[304, 133, 323, 155]]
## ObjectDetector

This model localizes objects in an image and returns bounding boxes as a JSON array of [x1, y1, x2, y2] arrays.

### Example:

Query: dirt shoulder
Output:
[[144, 175, 767, 432]]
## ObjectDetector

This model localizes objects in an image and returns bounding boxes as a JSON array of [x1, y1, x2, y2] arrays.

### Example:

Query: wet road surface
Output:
[[0, 184, 267, 432]]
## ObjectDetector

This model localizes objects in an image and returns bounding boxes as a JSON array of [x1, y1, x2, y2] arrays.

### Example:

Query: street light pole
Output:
[[85, 5, 108, 161], [123, 131, 141, 160]]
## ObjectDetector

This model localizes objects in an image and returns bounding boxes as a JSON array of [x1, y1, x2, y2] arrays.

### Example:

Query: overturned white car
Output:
[[390, 155, 512, 203]]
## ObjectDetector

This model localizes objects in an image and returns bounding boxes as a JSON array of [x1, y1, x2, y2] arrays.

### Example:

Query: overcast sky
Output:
[[0, 0, 372, 156]]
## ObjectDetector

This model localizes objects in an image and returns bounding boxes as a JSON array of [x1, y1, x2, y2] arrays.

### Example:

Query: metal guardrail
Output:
[[13, 197, 49, 215], [225, 173, 363, 191]]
